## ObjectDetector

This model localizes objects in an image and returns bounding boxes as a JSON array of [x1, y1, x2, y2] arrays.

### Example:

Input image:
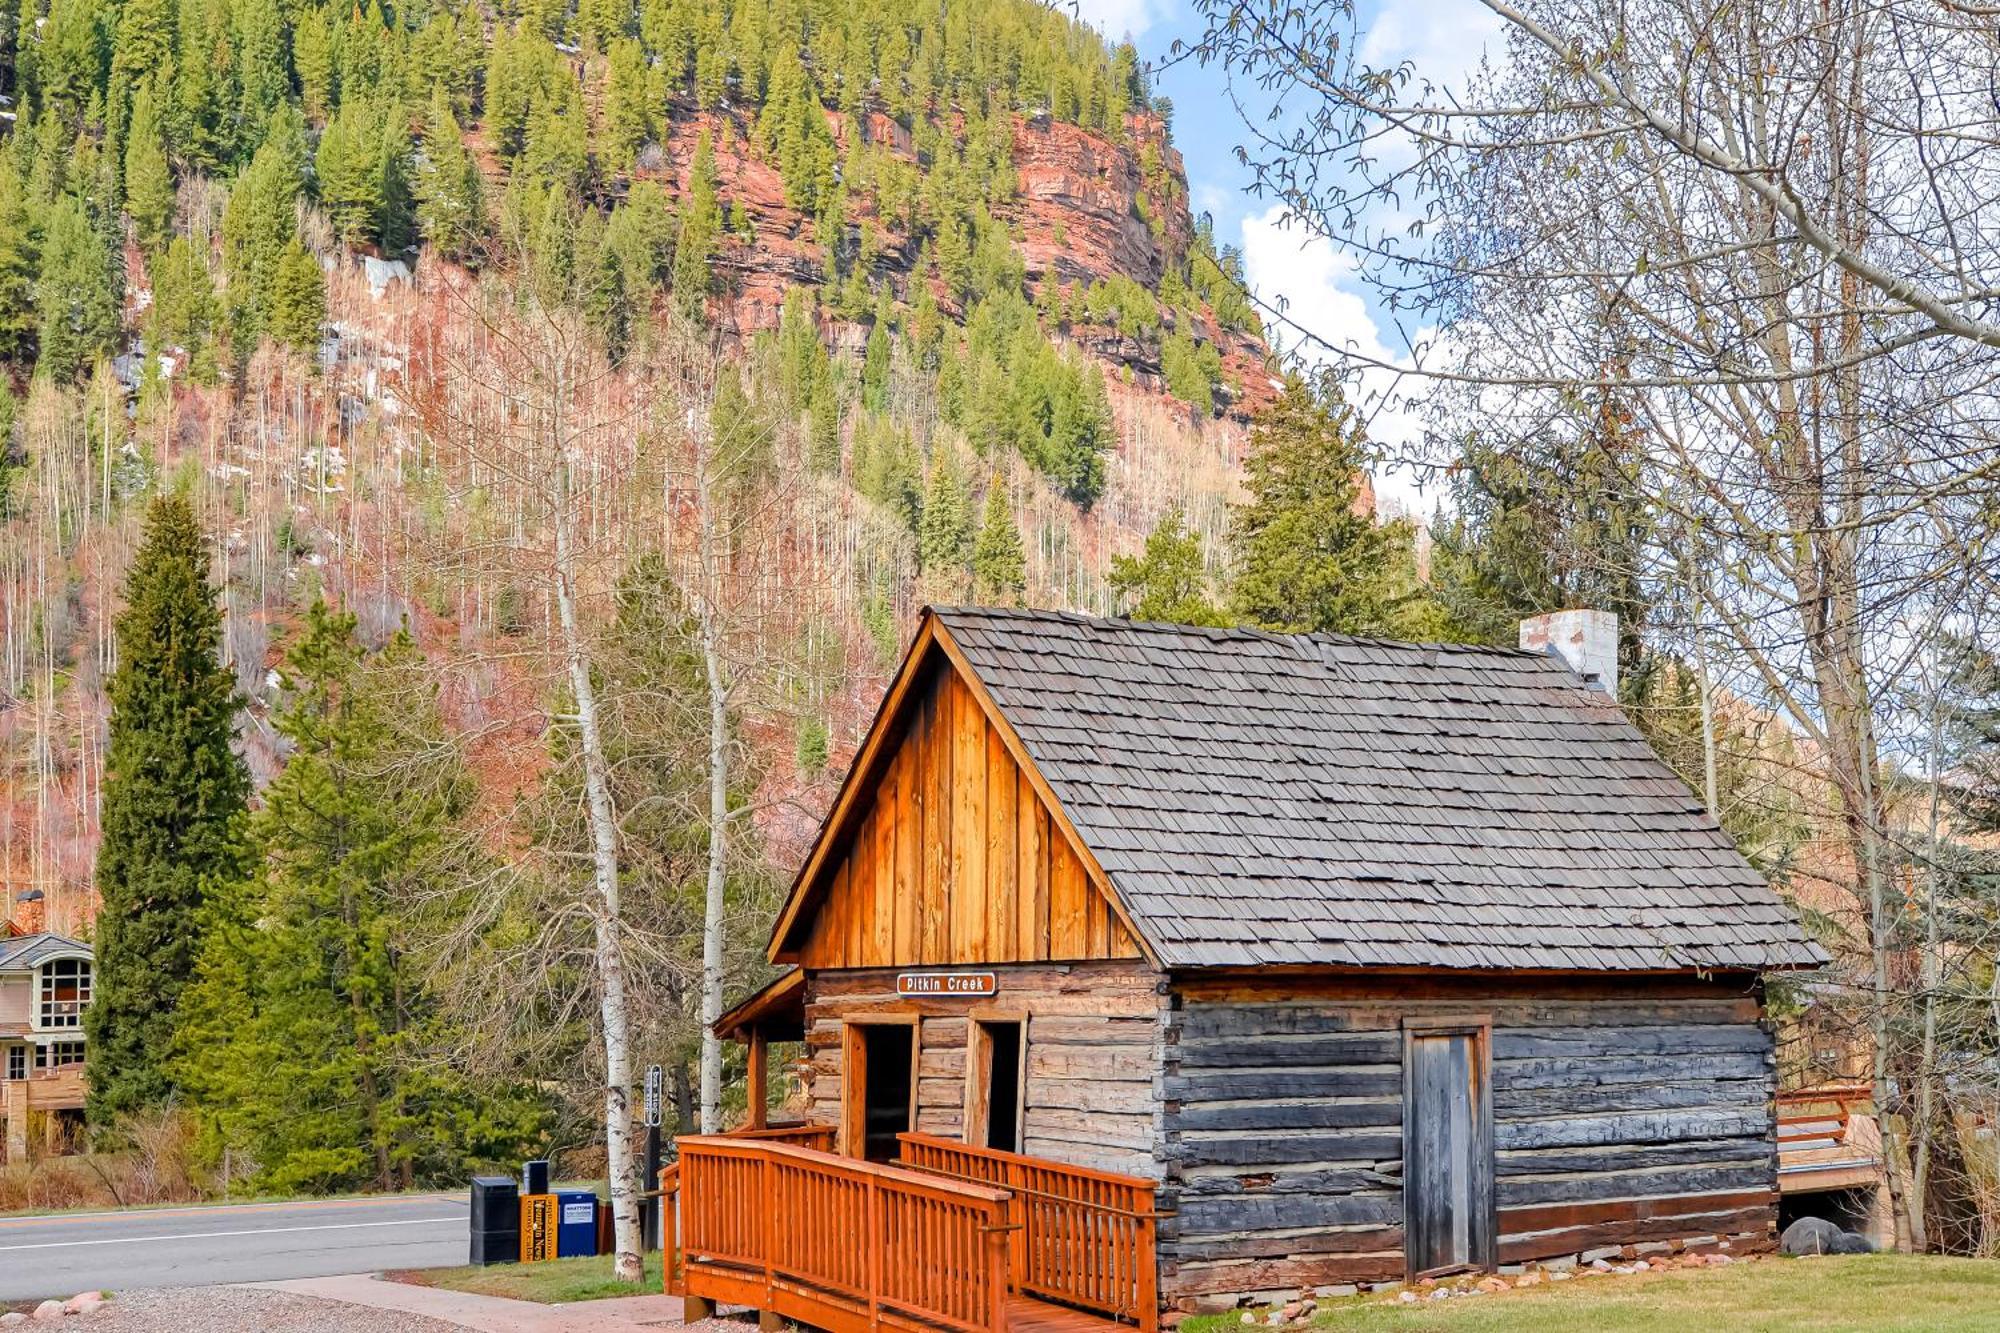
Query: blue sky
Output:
[[1069, 0, 1504, 513]]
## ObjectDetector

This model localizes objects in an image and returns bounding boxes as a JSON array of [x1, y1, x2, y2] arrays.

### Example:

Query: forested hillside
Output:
[[0, 0, 1274, 935]]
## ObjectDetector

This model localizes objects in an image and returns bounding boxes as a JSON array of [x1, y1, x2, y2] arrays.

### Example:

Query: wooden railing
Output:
[[899, 1132, 1159, 1330], [674, 1133, 1012, 1332], [1778, 1083, 1873, 1152]]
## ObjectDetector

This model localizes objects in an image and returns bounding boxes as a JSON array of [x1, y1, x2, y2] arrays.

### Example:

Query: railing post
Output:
[[1137, 1206, 1159, 1333], [865, 1172, 882, 1332], [760, 1151, 775, 1312], [985, 1201, 1010, 1333]]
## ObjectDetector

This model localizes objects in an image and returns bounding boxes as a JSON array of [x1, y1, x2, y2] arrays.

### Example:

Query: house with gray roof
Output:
[[1, 929, 91, 1161], [701, 606, 1824, 1318]]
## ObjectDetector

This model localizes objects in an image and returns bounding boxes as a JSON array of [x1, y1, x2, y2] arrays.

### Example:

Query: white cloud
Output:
[[1357, 0, 1504, 87], [1066, 0, 1175, 43], [1239, 206, 1437, 516]]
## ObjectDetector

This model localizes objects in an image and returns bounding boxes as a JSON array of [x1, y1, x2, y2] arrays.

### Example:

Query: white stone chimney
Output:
[[1520, 609, 1618, 698]]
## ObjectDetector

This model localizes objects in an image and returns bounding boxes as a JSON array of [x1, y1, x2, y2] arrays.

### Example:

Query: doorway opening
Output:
[[852, 1023, 916, 1162], [970, 1019, 1025, 1153]]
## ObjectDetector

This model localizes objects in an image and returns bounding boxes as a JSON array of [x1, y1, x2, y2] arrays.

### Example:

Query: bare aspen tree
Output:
[[1190, 0, 2000, 1248], [406, 268, 649, 1280]]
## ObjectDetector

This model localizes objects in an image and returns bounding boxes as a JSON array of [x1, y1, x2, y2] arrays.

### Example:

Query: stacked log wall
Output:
[[802, 961, 1168, 1177], [1159, 972, 1778, 1306]]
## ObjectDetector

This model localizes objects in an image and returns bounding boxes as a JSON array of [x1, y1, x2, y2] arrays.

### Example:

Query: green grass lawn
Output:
[[1182, 1256, 2000, 1333], [389, 1252, 664, 1304]]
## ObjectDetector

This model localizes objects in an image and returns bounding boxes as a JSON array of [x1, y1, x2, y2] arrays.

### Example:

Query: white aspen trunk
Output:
[[1912, 686, 1946, 1239], [693, 414, 729, 1134], [551, 435, 644, 1283]]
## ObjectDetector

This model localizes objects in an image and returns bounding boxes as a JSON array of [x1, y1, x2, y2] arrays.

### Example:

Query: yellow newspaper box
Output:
[[520, 1193, 556, 1263]]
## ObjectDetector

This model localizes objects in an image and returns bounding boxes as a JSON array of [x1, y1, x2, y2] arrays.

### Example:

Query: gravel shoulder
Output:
[[58, 1286, 465, 1332]]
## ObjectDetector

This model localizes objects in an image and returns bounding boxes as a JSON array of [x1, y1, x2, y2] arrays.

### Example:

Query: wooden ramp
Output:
[[1005, 1296, 1128, 1332], [667, 1127, 1158, 1333]]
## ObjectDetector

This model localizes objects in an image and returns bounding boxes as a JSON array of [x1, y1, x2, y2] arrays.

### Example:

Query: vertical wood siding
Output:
[[803, 963, 1168, 1177], [1158, 973, 1778, 1304], [799, 662, 1140, 969]]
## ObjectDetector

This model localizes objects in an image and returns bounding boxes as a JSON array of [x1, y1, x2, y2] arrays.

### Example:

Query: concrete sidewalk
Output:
[[252, 1275, 737, 1332]]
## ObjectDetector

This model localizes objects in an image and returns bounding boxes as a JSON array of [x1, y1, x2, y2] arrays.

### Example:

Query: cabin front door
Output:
[[842, 1019, 918, 1162], [1403, 1019, 1495, 1278]]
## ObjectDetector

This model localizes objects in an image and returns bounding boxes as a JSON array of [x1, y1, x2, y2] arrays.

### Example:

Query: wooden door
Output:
[[1404, 1021, 1494, 1278]]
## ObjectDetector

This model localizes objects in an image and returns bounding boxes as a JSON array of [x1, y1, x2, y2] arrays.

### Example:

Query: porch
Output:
[[663, 1125, 1158, 1333]]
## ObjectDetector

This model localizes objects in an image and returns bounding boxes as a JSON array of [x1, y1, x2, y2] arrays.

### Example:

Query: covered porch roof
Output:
[[714, 968, 804, 1043]]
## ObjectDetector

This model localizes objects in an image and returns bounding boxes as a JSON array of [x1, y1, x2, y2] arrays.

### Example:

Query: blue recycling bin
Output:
[[553, 1189, 599, 1258]]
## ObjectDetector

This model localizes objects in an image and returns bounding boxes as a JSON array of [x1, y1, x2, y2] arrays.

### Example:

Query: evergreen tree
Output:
[[1108, 504, 1229, 625], [971, 477, 1026, 604], [33, 195, 119, 382], [917, 452, 970, 575], [670, 130, 720, 323], [1228, 375, 1418, 637], [175, 601, 545, 1193], [220, 113, 305, 343], [861, 289, 891, 411], [87, 494, 250, 1123], [267, 239, 326, 350], [316, 98, 383, 246], [124, 77, 176, 252], [602, 37, 656, 176], [414, 86, 483, 260], [0, 154, 38, 362], [146, 232, 220, 382]]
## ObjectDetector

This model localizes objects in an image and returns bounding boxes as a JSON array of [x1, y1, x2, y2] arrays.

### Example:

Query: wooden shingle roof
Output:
[[933, 607, 1825, 973]]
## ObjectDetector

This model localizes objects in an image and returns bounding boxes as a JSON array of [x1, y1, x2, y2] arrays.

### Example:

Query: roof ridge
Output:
[[930, 603, 1559, 663]]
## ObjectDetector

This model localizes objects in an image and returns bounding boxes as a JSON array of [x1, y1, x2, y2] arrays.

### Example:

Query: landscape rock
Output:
[[1, 1314, 28, 1328], [1550, 1270, 1573, 1281], [30, 1302, 64, 1323], [1781, 1216, 1845, 1256], [1830, 1229, 1876, 1255], [61, 1295, 104, 1317]]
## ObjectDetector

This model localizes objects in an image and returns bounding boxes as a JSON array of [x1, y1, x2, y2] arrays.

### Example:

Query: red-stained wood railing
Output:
[[898, 1132, 1159, 1331], [661, 1121, 834, 1294], [675, 1133, 1012, 1332]]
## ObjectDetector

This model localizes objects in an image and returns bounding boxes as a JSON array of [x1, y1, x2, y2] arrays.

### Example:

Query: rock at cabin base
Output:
[[1781, 1216, 1845, 1255], [1830, 1229, 1876, 1255]]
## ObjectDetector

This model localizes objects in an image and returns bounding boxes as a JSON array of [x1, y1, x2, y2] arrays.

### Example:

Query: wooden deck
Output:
[[1777, 1084, 1884, 1195]]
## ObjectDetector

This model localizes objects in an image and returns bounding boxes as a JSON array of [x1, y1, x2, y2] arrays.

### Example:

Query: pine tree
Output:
[[146, 233, 221, 382], [670, 130, 720, 324], [917, 452, 970, 576], [34, 195, 119, 382], [0, 154, 38, 363], [87, 495, 250, 1123], [267, 239, 326, 350], [316, 97, 386, 248], [862, 289, 892, 411], [124, 77, 176, 253], [1108, 504, 1228, 625], [971, 477, 1026, 604], [175, 601, 544, 1192], [602, 37, 655, 175], [414, 86, 483, 260], [1228, 375, 1414, 637]]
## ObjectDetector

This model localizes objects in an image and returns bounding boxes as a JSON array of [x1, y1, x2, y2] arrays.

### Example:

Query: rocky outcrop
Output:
[[641, 102, 1272, 419]]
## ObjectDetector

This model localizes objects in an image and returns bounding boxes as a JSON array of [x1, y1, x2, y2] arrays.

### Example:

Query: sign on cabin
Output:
[[895, 971, 997, 997]]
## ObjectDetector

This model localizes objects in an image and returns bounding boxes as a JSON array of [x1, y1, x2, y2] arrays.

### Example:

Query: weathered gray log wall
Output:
[[802, 961, 1168, 1176], [1159, 972, 1778, 1306]]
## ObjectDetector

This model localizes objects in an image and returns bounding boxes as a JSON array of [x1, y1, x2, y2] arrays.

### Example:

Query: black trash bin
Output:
[[469, 1175, 520, 1266]]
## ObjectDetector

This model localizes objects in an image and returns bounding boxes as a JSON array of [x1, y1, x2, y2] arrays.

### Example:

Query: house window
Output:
[[5, 1046, 23, 1080], [39, 958, 90, 1029], [35, 1041, 84, 1070]]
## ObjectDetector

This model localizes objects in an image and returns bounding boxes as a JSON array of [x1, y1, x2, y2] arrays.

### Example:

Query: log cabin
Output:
[[669, 607, 1824, 1329]]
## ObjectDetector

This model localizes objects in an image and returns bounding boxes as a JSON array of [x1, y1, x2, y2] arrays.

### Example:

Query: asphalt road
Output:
[[0, 1193, 469, 1302]]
